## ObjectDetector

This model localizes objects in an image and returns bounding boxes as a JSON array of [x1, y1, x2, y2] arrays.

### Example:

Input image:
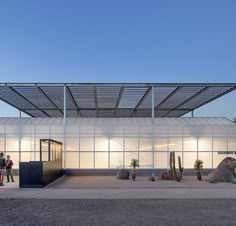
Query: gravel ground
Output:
[[0, 199, 236, 226]]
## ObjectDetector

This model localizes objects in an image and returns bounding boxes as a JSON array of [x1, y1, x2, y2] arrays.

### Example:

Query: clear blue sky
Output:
[[0, 1, 235, 119]]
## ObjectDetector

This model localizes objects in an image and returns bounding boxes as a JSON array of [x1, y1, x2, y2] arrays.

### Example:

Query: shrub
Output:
[[194, 160, 203, 170], [232, 178, 236, 184], [149, 176, 156, 181], [208, 177, 216, 183], [130, 159, 139, 168]]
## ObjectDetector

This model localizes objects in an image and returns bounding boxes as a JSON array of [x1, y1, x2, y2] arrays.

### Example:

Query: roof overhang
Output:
[[0, 83, 235, 118]]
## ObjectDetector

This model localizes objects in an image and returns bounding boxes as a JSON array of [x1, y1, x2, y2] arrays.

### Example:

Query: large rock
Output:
[[207, 157, 236, 183], [116, 169, 130, 179]]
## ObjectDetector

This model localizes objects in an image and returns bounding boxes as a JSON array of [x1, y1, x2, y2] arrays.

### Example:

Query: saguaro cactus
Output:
[[169, 151, 173, 178], [178, 156, 184, 177], [169, 151, 180, 182], [172, 152, 180, 182]]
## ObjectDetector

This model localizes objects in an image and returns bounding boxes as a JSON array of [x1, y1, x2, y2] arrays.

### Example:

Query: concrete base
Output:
[[64, 168, 213, 176], [1, 176, 236, 200]]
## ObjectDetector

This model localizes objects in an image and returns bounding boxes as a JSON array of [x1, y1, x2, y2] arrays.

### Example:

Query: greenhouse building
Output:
[[0, 83, 236, 171]]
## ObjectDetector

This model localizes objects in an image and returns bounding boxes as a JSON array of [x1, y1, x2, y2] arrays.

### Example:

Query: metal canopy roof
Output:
[[0, 83, 235, 118]]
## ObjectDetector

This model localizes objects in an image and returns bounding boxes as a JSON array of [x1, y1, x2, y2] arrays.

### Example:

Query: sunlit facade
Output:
[[1, 117, 236, 169]]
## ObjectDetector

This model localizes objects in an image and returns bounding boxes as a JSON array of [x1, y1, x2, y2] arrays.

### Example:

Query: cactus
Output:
[[169, 151, 173, 178], [169, 151, 180, 182], [178, 156, 184, 176], [172, 152, 180, 182]]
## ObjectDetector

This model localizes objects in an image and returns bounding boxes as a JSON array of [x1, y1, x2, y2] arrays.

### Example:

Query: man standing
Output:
[[0, 152, 6, 186], [6, 155, 14, 183]]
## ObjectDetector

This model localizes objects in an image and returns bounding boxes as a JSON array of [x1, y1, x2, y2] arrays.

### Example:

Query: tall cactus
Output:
[[169, 151, 173, 178], [178, 156, 184, 177], [172, 151, 180, 182], [169, 151, 180, 182]]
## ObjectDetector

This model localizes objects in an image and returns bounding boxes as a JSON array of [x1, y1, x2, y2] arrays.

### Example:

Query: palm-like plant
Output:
[[194, 160, 203, 181], [130, 158, 139, 169], [130, 159, 139, 181]]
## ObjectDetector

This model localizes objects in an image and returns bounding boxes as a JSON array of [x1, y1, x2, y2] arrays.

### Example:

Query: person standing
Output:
[[6, 155, 14, 183], [0, 152, 6, 186]]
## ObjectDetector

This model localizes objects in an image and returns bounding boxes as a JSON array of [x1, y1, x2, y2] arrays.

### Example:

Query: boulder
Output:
[[116, 169, 130, 179], [207, 157, 236, 183]]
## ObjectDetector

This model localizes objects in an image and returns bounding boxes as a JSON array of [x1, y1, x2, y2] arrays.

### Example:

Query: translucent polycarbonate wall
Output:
[[0, 118, 236, 169]]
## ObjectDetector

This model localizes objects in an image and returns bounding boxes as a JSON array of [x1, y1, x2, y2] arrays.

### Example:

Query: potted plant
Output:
[[130, 158, 139, 181], [194, 160, 203, 181]]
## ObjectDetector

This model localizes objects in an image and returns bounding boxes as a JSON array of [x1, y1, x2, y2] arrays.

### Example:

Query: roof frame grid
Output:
[[118, 87, 149, 108], [37, 86, 64, 116], [145, 86, 180, 117], [114, 86, 124, 117], [66, 86, 82, 117], [9, 86, 51, 117], [93, 86, 99, 117], [0, 83, 235, 118], [163, 86, 210, 117], [186, 86, 236, 110], [130, 87, 152, 117]]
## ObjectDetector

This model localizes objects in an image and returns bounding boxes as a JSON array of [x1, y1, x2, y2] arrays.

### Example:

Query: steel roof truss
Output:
[[37, 86, 64, 116], [192, 86, 236, 111], [114, 86, 124, 117], [163, 86, 209, 117], [93, 86, 99, 117], [130, 87, 152, 117], [66, 87, 82, 117], [9, 86, 51, 117]]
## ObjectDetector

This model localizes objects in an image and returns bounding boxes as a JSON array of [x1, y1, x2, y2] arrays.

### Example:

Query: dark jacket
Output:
[[0, 157, 6, 169], [6, 159, 13, 169]]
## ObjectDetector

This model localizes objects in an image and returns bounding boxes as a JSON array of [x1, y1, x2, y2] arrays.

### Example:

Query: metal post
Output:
[[211, 126, 213, 168], [78, 124, 80, 169], [226, 126, 229, 155], [152, 86, 154, 119], [167, 149, 169, 173], [167, 127, 169, 172], [48, 140, 51, 161], [138, 126, 140, 165], [4, 125, 6, 156], [182, 126, 184, 168], [152, 86, 155, 169], [191, 110, 194, 117], [152, 121, 155, 168], [197, 126, 199, 160], [123, 126, 125, 168], [49, 126, 51, 161], [64, 84, 67, 125], [63, 84, 67, 168], [94, 126, 95, 168], [63, 124, 66, 168], [40, 139, 42, 161], [19, 126, 22, 162], [108, 137, 110, 168], [34, 126, 36, 161]]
